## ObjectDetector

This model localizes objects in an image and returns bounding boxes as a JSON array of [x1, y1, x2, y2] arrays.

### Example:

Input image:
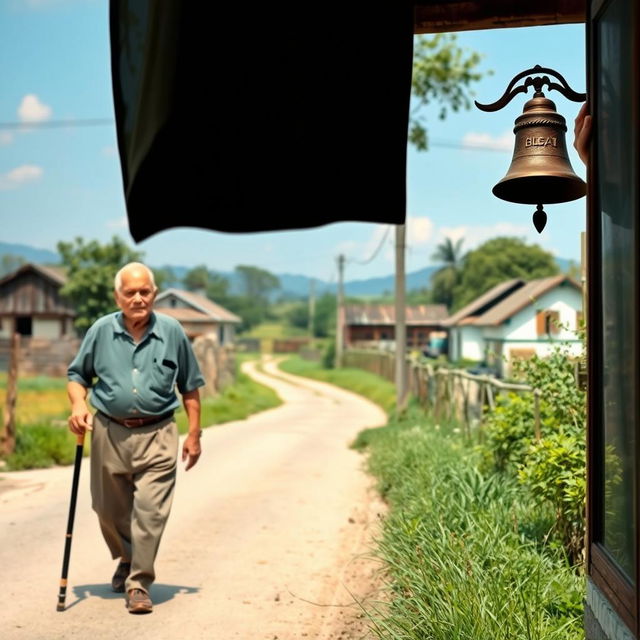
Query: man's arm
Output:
[[67, 381, 94, 435], [181, 389, 202, 471]]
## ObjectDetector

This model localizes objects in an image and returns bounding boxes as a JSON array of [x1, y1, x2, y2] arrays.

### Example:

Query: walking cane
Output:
[[56, 432, 85, 611]]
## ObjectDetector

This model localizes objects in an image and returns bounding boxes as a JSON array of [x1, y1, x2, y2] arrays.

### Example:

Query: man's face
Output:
[[114, 268, 157, 323]]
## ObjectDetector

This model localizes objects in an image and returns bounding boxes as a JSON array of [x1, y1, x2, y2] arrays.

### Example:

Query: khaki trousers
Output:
[[90, 412, 178, 593]]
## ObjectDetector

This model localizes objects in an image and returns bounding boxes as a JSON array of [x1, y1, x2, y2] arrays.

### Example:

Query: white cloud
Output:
[[106, 215, 128, 229], [461, 130, 512, 152], [406, 215, 434, 247], [0, 131, 13, 146], [434, 221, 538, 256], [17, 94, 52, 123], [0, 164, 44, 190]]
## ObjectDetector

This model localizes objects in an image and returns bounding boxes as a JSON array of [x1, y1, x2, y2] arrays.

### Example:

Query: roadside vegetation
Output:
[[0, 355, 280, 471], [281, 345, 585, 639]]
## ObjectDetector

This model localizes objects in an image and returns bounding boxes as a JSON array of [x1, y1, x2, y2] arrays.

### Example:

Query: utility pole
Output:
[[335, 254, 345, 367], [308, 278, 316, 339], [394, 224, 408, 410]]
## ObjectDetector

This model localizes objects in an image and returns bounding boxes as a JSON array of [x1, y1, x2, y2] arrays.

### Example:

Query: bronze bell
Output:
[[476, 66, 586, 233]]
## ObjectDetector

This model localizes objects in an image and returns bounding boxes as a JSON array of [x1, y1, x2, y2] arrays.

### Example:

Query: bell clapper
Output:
[[533, 204, 547, 233]]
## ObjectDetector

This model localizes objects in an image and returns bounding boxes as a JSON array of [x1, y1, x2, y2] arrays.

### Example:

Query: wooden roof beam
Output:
[[414, 0, 585, 34]]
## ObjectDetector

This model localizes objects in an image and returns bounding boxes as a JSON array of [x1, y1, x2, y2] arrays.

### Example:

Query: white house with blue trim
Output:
[[443, 275, 583, 376]]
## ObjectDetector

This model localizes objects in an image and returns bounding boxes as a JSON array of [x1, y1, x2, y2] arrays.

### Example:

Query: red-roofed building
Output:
[[343, 303, 448, 351], [154, 288, 241, 343]]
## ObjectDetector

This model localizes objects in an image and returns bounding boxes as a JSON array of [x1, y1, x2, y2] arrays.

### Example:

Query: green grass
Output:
[[2, 357, 281, 469], [356, 407, 584, 640], [241, 322, 309, 339], [4, 423, 89, 470], [0, 372, 68, 391], [283, 357, 584, 639], [279, 355, 396, 413]]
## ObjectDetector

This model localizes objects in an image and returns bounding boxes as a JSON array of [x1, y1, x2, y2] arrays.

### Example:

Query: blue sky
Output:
[[0, 0, 587, 281]]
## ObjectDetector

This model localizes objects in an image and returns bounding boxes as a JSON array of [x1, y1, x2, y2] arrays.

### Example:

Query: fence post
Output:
[[533, 389, 542, 440], [2, 333, 20, 457]]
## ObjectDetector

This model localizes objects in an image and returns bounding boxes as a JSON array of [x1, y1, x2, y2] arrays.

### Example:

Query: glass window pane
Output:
[[598, 0, 637, 582]]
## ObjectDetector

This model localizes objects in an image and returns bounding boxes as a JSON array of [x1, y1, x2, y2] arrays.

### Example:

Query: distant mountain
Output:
[[0, 242, 59, 265], [0, 242, 577, 298]]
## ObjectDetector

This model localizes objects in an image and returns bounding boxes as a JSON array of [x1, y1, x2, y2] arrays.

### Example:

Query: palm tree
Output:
[[430, 237, 465, 310], [431, 237, 465, 269]]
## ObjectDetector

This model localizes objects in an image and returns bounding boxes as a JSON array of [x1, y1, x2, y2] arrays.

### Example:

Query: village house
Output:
[[343, 303, 448, 352], [154, 288, 241, 344], [0, 263, 75, 339], [443, 275, 583, 376]]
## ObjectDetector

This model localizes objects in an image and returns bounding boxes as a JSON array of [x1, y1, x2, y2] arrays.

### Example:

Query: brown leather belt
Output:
[[100, 411, 174, 428]]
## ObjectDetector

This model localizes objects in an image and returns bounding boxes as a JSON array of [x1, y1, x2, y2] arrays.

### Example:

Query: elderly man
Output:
[[67, 262, 204, 614]]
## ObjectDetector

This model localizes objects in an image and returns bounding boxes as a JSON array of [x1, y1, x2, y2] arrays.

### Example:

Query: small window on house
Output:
[[170, 298, 177, 308], [536, 310, 560, 336]]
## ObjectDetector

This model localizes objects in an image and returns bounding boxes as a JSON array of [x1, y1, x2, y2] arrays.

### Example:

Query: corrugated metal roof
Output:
[[155, 288, 242, 323], [444, 275, 581, 327], [345, 303, 448, 326], [441, 279, 524, 327], [472, 275, 580, 326]]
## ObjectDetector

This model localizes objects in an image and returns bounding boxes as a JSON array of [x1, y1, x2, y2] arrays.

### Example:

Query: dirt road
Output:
[[0, 358, 386, 640]]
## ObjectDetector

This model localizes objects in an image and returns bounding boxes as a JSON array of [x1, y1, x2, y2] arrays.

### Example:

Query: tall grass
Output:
[[283, 360, 584, 639], [357, 409, 584, 640]]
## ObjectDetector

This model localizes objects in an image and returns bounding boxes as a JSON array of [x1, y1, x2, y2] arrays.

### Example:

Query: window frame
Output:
[[587, 0, 640, 634]]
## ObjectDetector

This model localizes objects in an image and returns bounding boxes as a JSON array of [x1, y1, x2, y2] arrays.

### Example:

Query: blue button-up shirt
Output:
[[68, 311, 205, 418]]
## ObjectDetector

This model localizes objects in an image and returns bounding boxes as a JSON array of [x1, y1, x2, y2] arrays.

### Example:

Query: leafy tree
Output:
[[57, 236, 144, 332], [409, 34, 486, 151], [206, 274, 230, 303], [314, 293, 336, 338], [235, 265, 280, 302], [430, 237, 465, 310], [152, 266, 176, 291], [452, 237, 559, 311], [183, 264, 210, 291], [182, 264, 230, 303]]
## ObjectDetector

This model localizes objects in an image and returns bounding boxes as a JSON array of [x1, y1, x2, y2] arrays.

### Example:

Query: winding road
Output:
[[0, 357, 386, 640]]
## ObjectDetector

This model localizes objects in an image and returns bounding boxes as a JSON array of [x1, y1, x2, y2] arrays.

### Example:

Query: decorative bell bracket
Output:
[[475, 65, 586, 233]]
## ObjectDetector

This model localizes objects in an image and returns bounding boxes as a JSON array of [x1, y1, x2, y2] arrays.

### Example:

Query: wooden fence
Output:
[[343, 349, 539, 439]]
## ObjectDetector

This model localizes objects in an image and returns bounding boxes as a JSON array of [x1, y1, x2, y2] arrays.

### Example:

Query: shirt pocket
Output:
[[150, 357, 178, 394]]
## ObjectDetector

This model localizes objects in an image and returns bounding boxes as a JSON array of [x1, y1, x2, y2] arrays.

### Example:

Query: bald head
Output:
[[114, 262, 157, 293]]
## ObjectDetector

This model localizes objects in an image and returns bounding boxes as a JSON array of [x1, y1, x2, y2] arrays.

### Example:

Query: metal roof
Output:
[[441, 279, 524, 327], [345, 303, 448, 326], [155, 288, 242, 324], [444, 275, 581, 328]]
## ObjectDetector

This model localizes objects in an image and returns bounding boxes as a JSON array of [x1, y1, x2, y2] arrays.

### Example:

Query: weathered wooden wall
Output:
[[0, 336, 81, 376]]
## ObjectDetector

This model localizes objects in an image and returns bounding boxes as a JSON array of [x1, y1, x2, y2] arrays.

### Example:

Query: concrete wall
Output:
[[505, 285, 582, 343]]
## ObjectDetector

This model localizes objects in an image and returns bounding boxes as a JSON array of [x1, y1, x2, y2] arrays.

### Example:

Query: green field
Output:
[[1, 357, 280, 470]]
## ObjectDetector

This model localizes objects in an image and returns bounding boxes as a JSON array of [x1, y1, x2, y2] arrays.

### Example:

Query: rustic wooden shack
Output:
[[0, 263, 75, 339]]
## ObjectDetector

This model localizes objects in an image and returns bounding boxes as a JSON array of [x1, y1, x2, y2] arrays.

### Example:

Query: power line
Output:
[[0, 118, 512, 153], [348, 226, 392, 266], [0, 118, 114, 130]]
